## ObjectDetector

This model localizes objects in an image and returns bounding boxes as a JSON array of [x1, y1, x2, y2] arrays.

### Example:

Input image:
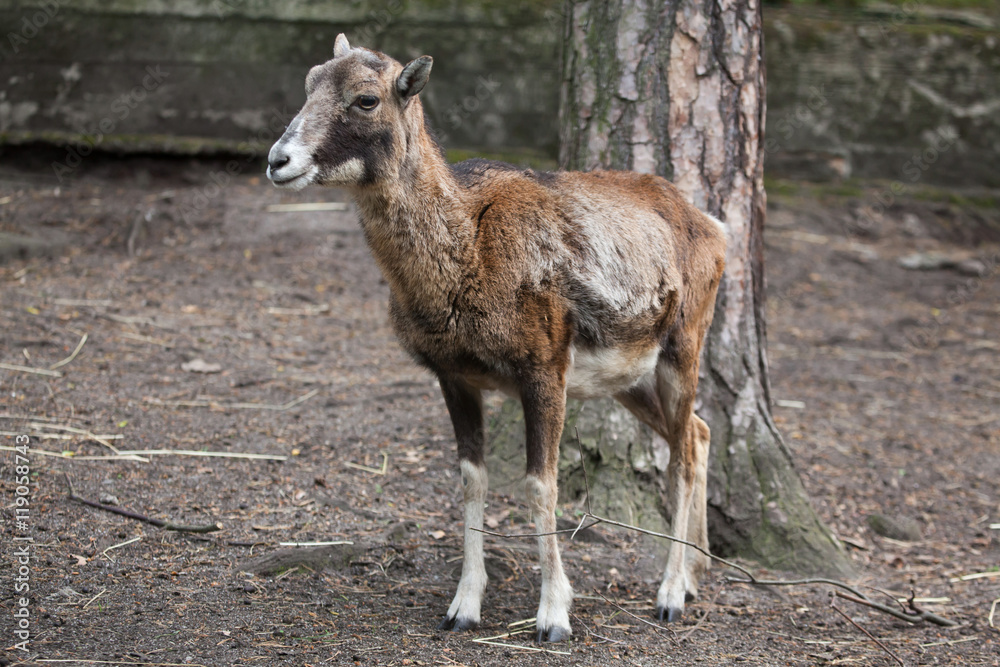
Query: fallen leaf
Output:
[[485, 509, 510, 529]]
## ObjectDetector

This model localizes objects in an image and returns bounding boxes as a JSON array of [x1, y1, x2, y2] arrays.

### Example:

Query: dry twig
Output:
[[470, 623, 571, 655], [101, 536, 142, 560], [476, 430, 957, 628], [0, 361, 63, 377], [571, 612, 625, 645], [82, 588, 107, 610], [116, 449, 286, 461], [38, 660, 207, 666], [49, 332, 88, 370], [829, 594, 905, 667], [143, 388, 319, 412], [950, 570, 1000, 583], [675, 581, 724, 643], [596, 591, 677, 644], [27, 421, 121, 453], [64, 474, 222, 533], [0, 445, 147, 462], [344, 452, 388, 475]]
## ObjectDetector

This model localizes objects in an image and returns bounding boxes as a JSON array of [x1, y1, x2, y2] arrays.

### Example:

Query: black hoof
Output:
[[438, 615, 478, 632], [656, 605, 683, 623], [685, 591, 696, 603], [536, 625, 571, 643]]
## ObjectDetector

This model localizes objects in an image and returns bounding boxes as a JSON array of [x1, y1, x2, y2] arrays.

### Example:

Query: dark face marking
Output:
[[292, 50, 411, 187]]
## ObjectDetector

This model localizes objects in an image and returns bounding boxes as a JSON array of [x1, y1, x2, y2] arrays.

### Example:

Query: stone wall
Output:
[[765, 9, 1000, 188], [0, 0, 563, 161], [1, 1, 997, 186]]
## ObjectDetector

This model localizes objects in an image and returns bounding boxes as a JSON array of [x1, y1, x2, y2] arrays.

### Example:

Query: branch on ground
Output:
[[476, 435, 958, 628], [64, 473, 222, 533]]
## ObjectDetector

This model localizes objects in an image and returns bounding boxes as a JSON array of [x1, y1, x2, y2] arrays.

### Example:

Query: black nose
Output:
[[269, 154, 290, 171]]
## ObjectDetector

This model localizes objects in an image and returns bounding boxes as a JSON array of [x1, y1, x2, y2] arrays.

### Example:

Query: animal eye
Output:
[[356, 95, 380, 110]]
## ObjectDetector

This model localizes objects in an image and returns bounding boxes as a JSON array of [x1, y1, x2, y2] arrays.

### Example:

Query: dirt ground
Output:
[[1, 150, 998, 666]]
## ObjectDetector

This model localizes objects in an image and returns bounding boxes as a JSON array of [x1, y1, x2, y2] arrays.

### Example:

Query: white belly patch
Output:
[[565, 344, 660, 400]]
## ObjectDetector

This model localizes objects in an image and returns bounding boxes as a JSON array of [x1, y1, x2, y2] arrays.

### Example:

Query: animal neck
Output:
[[350, 105, 474, 320]]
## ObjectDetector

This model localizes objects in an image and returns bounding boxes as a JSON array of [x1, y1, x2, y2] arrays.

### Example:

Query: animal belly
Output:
[[462, 372, 520, 398], [565, 344, 660, 400]]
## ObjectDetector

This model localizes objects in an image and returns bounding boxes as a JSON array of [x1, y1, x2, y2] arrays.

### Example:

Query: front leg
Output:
[[437, 377, 489, 632], [522, 375, 573, 643]]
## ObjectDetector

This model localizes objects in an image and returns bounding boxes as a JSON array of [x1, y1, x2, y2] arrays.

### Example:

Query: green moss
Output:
[[893, 21, 993, 37], [740, 424, 853, 577], [910, 185, 998, 209], [866, 0, 997, 8], [815, 182, 867, 198], [1, 129, 268, 157], [765, 0, 997, 8], [763, 177, 805, 199]]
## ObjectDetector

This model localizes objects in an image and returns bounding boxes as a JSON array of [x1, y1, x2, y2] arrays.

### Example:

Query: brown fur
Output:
[[267, 36, 727, 638]]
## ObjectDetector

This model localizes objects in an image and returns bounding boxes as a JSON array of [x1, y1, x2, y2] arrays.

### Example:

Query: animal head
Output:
[[266, 34, 433, 190]]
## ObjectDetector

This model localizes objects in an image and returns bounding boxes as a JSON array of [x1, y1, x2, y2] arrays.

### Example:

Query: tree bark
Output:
[[488, 0, 851, 576]]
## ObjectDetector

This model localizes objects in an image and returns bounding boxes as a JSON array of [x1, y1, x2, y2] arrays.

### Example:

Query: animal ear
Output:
[[333, 34, 351, 58], [396, 56, 433, 99]]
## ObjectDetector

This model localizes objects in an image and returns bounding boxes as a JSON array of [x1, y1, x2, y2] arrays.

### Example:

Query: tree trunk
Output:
[[488, 0, 851, 576]]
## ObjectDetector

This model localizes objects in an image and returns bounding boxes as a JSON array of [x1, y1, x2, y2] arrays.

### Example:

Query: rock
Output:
[[955, 258, 987, 277], [0, 231, 68, 264], [898, 252, 988, 276], [181, 359, 223, 373], [241, 542, 367, 576], [867, 513, 922, 542], [898, 252, 954, 271]]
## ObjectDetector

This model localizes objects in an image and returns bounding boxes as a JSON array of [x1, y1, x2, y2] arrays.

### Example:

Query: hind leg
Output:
[[684, 415, 712, 598], [617, 362, 710, 622], [653, 363, 705, 621]]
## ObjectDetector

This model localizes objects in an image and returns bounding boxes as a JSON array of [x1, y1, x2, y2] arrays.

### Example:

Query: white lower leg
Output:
[[526, 475, 573, 640], [657, 471, 692, 620], [443, 460, 488, 628], [685, 418, 711, 593]]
